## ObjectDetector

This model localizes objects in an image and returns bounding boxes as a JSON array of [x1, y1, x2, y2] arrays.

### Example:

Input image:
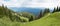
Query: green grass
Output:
[[22, 12, 60, 26], [0, 12, 60, 26]]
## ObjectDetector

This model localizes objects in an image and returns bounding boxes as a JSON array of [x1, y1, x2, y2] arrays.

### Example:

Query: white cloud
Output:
[[21, 0, 59, 8], [0, 0, 60, 8]]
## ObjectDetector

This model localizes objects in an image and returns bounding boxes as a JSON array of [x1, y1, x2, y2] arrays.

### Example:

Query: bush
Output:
[[19, 12, 36, 21], [20, 16, 29, 22]]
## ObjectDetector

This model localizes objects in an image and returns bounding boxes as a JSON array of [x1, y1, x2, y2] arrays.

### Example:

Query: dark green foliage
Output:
[[0, 5, 21, 22], [29, 15, 34, 21], [0, 7, 4, 15], [0, 4, 9, 16], [43, 9, 47, 14], [4, 6, 9, 16], [56, 6, 59, 12], [37, 10, 43, 19], [47, 8, 50, 13], [0, 5, 29, 22], [0, 5, 5, 18], [59, 7, 60, 11], [52, 7, 56, 13], [43, 8, 50, 15], [20, 12, 35, 21], [52, 6, 60, 13], [37, 8, 50, 19], [14, 15, 21, 22], [21, 19, 27, 22], [8, 10, 13, 21], [45, 8, 50, 13]]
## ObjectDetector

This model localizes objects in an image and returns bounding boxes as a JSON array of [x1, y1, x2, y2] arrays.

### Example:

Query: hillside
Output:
[[0, 8, 60, 26], [20, 12, 60, 26], [0, 5, 60, 26]]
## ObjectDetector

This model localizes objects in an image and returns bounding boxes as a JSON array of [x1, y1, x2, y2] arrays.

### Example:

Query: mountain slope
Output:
[[0, 11, 60, 26], [20, 12, 60, 26], [0, 6, 22, 23], [0, 6, 60, 26], [9, 7, 45, 16]]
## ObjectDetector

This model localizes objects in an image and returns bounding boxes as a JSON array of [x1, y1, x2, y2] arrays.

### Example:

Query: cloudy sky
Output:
[[0, 0, 60, 8]]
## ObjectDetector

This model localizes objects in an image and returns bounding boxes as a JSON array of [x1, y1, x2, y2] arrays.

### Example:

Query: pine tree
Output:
[[29, 15, 33, 21], [43, 8, 49, 15], [4, 6, 8, 16], [37, 10, 42, 19], [2, 4, 4, 8], [56, 6, 59, 12], [2, 4, 5, 15], [52, 7, 56, 13], [59, 7, 60, 11], [8, 10, 13, 21], [46, 8, 50, 13], [42, 8, 50, 16], [2, 4, 8, 16]]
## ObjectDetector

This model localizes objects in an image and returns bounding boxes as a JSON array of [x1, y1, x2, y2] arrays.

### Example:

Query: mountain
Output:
[[0, 6, 37, 23], [0, 8, 60, 26], [9, 7, 46, 16], [0, 6, 22, 22], [9, 7, 54, 16], [0, 5, 60, 26], [19, 12, 60, 26]]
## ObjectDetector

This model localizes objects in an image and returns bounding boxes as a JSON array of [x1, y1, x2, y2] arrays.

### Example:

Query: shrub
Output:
[[19, 12, 36, 21], [20, 16, 29, 22]]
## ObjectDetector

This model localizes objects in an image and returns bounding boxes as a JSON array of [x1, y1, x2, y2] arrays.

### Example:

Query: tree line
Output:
[[0, 4, 21, 22], [53, 6, 60, 13], [36, 8, 50, 19], [0, 4, 36, 22], [37, 6, 60, 20]]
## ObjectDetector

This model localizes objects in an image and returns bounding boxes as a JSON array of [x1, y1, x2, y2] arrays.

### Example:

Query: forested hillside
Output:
[[0, 5, 36, 22], [0, 5, 60, 26]]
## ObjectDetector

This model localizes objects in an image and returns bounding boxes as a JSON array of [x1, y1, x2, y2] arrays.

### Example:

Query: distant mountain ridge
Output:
[[9, 7, 45, 16]]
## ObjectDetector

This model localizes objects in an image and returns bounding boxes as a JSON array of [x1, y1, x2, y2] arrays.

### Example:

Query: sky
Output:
[[0, 0, 60, 8]]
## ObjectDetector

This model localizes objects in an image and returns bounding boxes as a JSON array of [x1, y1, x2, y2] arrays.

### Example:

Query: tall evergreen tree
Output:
[[55, 6, 60, 12], [52, 7, 56, 13], [37, 10, 42, 19], [29, 15, 33, 21], [43, 8, 50, 15], [59, 7, 60, 11], [8, 10, 13, 21], [46, 8, 50, 13], [4, 6, 8, 16], [2, 4, 5, 15], [56, 6, 59, 12]]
